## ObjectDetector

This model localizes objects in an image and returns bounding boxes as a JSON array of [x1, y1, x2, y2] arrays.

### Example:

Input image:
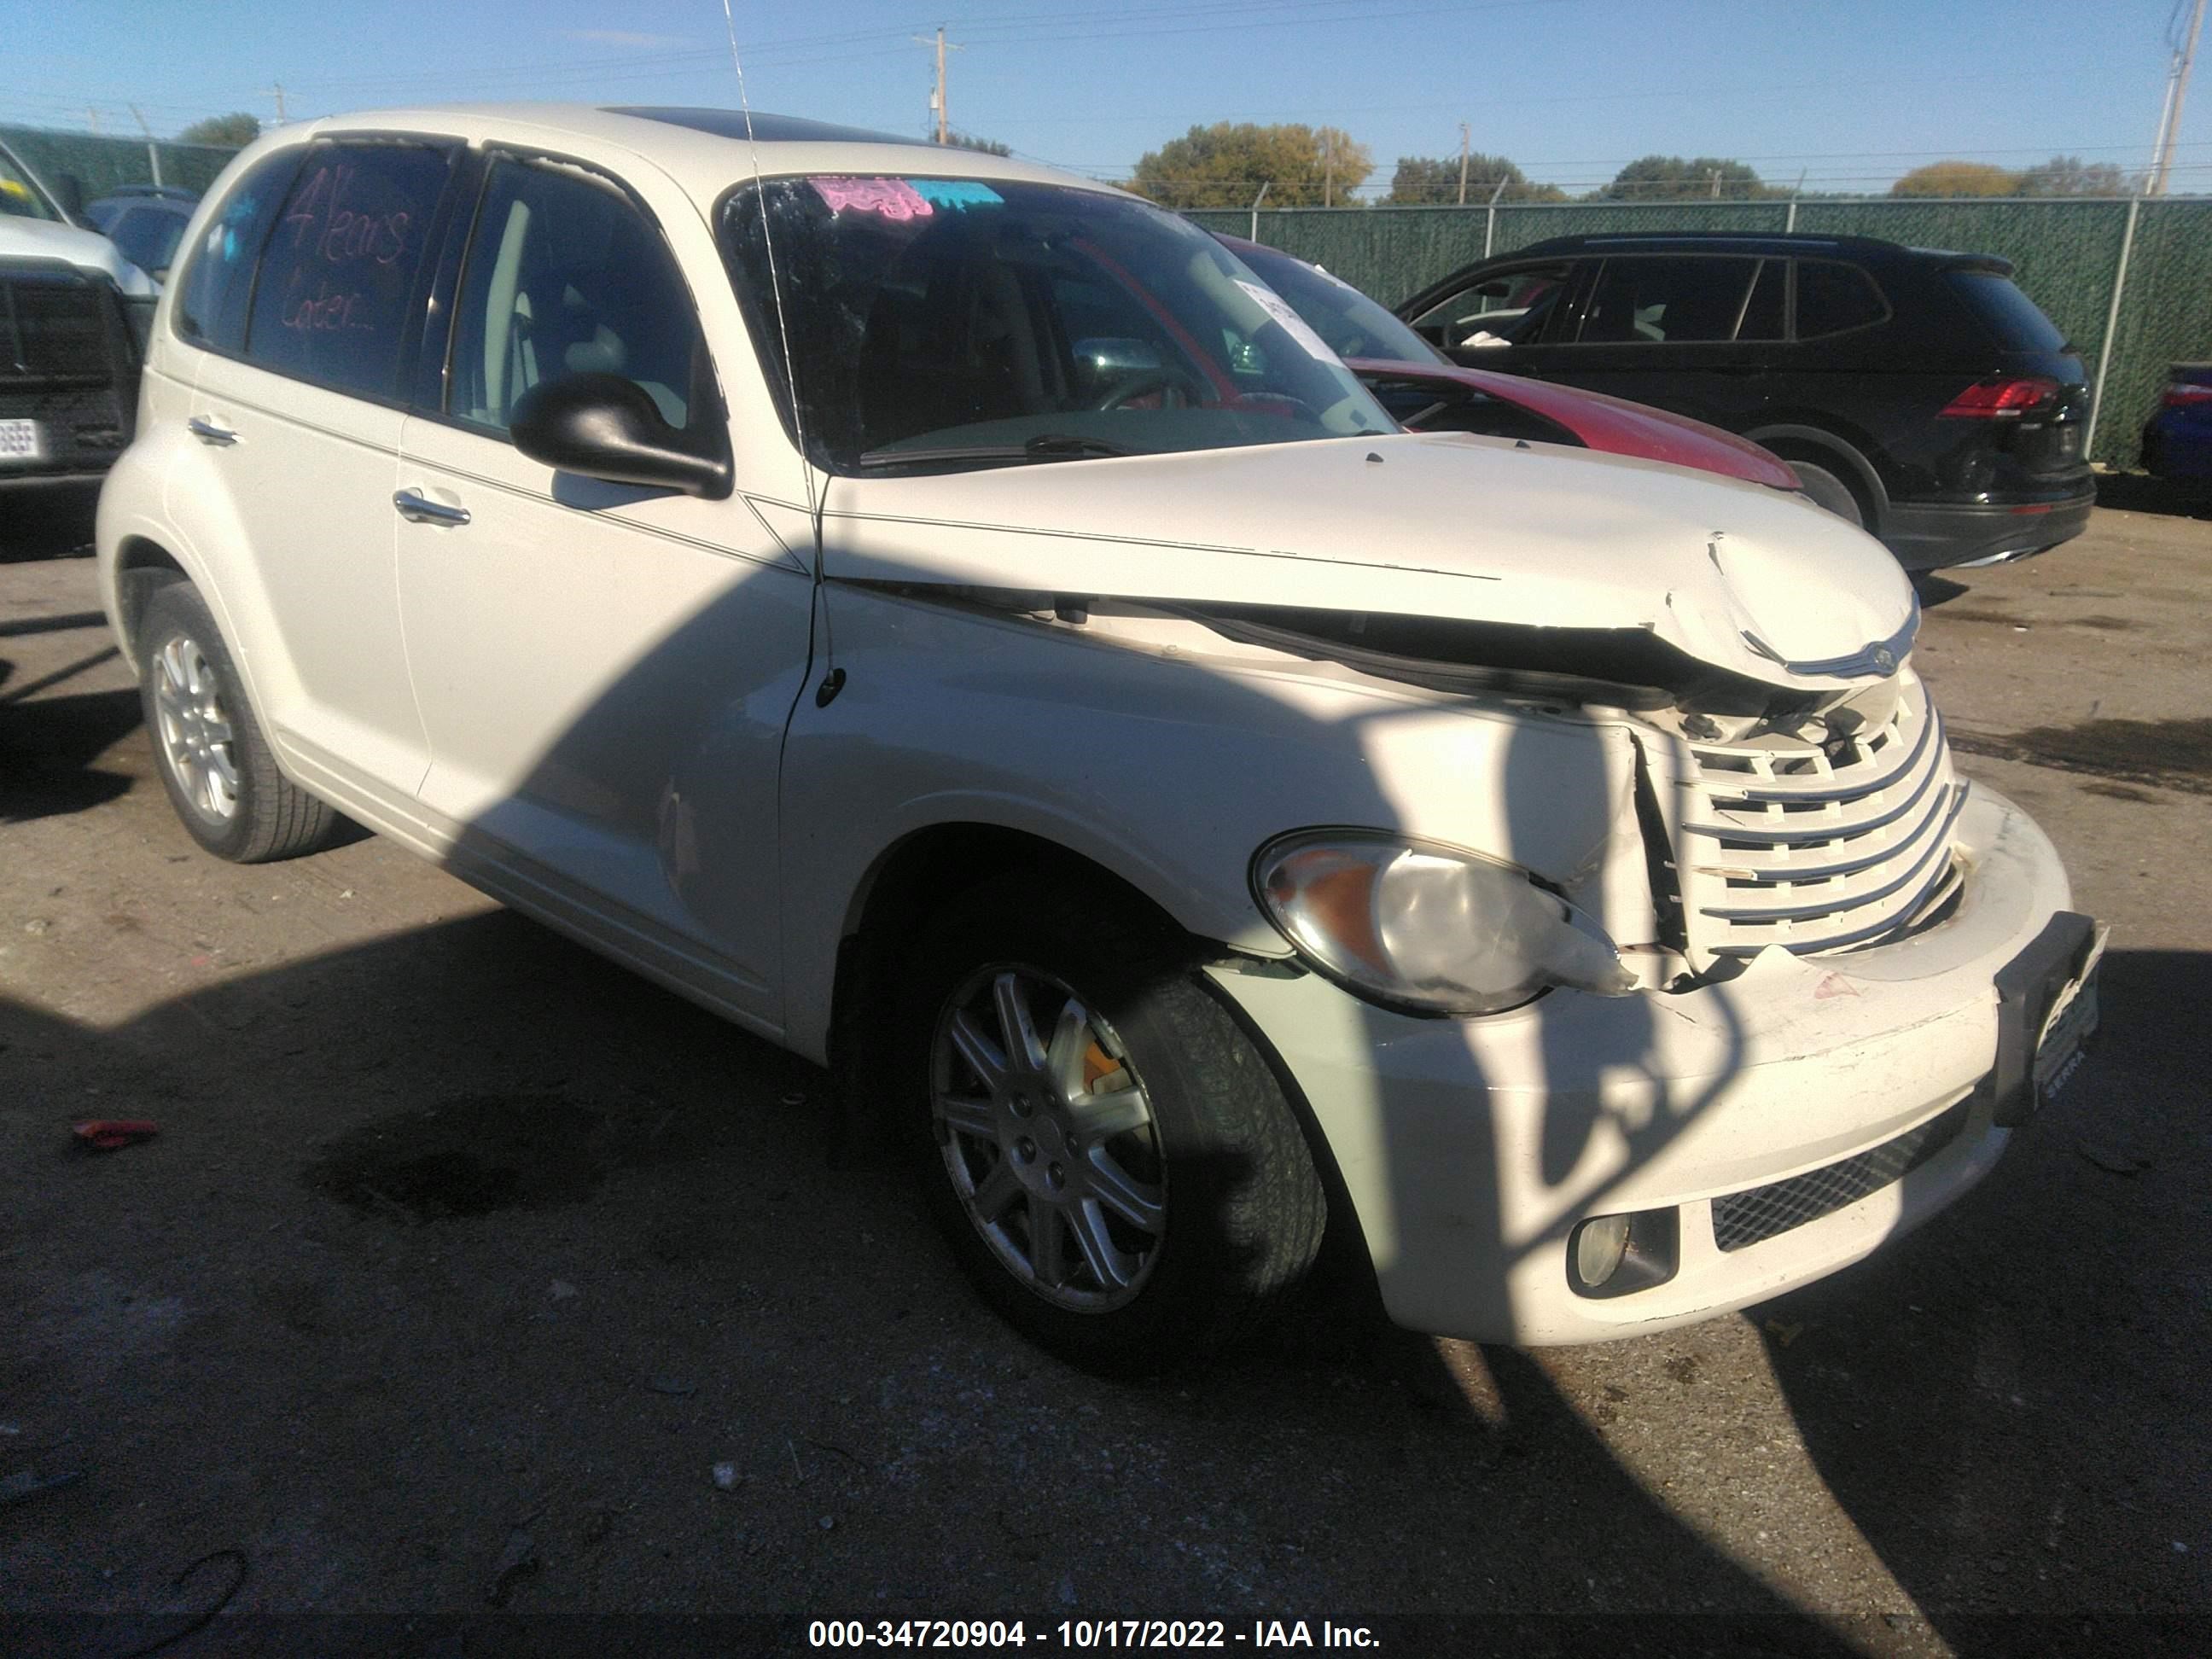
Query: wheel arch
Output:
[[109, 535, 189, 668], [829, 825, 1195, 1108], [824, 819, 1382, 1311], [1741, 422, 1889, 528]]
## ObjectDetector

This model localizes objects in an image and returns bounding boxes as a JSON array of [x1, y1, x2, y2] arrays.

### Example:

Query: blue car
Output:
[[2140, 362, 2212, 479]]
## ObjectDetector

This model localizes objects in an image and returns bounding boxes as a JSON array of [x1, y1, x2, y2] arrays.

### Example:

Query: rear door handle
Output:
[[186, 416, 237, 445], [393, 489, 470, 527]]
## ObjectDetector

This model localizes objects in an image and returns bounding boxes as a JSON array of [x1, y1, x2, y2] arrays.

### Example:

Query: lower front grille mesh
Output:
[[1710, 1102, 1968, 1253]]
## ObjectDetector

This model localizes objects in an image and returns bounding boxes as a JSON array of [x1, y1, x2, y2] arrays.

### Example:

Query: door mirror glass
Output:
[[510, 371, 731, 498]]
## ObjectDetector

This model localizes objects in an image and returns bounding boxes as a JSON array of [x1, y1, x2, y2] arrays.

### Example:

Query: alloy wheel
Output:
[[151, 632, 240, 823], [930, 964, 1167, 1312]]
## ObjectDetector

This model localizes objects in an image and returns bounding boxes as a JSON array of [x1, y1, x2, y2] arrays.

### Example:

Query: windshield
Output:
[[0, 151, 61, 222], [1231, 242, 1444, 365], [720, 177, 1394, 472]]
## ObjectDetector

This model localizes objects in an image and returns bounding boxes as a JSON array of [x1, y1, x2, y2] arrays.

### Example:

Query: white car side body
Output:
[[97, 105, 2084, 1347]]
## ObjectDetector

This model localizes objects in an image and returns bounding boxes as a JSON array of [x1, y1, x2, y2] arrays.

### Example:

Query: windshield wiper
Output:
[[855, 434, 1147, 469]]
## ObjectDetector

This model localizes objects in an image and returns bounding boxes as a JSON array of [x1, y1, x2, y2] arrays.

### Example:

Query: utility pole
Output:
[[1458, 122, 1470, 206], [2151, 0, 2207, 195], [1324, 129, 1334, 208], [86, 107, 101, 134], [912, 26, 963, 143], [271, 82, 287, 124], [1708, 166, 1722, 200], [130, 103, 163, 187]]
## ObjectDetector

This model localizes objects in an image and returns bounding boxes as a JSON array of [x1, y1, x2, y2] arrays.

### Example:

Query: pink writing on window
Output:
[[807, 177, 934, 220]]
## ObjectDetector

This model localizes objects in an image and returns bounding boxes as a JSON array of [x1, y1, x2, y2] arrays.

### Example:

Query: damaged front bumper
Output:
[[1208, 783, 2086, 1346]]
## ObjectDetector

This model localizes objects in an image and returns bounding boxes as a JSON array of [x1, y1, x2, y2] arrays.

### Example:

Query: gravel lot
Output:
[[2, 494, 2206, 1655]]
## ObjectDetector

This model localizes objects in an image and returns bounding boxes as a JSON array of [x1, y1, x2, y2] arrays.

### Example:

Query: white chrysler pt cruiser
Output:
[[96, 106, 2104, 1371]]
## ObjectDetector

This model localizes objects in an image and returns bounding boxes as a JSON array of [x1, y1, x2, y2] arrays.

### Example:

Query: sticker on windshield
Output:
[[911, 179, 1004, 210], [807, 177, 935, 220], [1234, 278, 1343, 366]]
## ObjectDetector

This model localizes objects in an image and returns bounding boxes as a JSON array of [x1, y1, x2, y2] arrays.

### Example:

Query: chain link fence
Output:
[[7, 120, 2203, 469], [1, 124, 241, 204], [1188, 198, 2212, 468]]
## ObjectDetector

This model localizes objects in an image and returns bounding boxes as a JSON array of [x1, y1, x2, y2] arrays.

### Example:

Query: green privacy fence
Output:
[[1188, 197, 2212, 469], [1, 124, 241, 204]]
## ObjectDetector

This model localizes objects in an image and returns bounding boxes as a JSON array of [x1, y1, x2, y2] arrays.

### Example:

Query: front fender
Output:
[[776, 585, 1644, 1063]]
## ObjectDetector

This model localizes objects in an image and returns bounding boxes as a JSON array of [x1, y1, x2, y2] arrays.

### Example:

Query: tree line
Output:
[[1121, 123, 2142, 208], [167, 110, 2136, 207]]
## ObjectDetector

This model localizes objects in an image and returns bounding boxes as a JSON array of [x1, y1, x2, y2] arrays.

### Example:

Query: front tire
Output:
[[900, 875, 1328, 1374], [137, 579, 337, 863]]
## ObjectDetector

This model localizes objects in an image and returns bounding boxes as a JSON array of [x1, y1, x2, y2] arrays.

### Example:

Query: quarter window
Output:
[[1796, 260, 1888, 338], [172, 149, 304, 353], [1579, 256, 1767, 345], [447, 157, 706, 434], [242, 141, 452, 399]]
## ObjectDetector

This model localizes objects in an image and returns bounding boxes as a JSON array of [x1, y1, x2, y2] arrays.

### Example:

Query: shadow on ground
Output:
[[2093, 472, 2212, 522], [1, 902, 1867, 1645]]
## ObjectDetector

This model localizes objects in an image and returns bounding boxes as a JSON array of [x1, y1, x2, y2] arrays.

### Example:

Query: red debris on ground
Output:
[[71, 1120, 159, 1151]]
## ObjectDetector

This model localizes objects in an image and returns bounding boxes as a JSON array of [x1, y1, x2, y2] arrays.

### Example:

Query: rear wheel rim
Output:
[[930, 963, 1167, 1313], [151, 632, 239, 824]]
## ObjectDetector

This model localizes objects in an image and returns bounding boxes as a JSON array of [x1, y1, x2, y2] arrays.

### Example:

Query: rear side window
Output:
[[1578, 257, 1767, 344], [242, 141, 452, 400], [1946, 271, 2069, 353], [1796, 260, 1888, 338], [173, 149, 303, 353], [446, 156, 706, 434]]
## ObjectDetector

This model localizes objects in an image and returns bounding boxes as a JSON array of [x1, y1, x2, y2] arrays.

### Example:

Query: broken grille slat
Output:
[[1668, 671, 1966, 961], [1687, 697, 1940, 805], [1679, 713, 1947, 848]]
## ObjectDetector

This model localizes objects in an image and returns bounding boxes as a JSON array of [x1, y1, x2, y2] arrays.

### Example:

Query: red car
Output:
[[1218, 235, 1801, 494]]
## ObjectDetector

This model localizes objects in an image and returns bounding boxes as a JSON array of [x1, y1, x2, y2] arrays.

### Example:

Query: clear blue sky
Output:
[[9, 0, 2209, 197]]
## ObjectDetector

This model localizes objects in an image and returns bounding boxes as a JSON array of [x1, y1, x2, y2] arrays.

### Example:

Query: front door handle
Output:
[[393, 489, 470, 527], [186, 416, 237, 445]]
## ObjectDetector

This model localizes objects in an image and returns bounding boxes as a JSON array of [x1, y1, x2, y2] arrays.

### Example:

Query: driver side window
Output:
[[449, 156, 706, 435], [1411, 263, 1571, 350]]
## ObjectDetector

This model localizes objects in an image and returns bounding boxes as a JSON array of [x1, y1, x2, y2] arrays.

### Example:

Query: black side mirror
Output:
[[510, 372, 731, 499], [52, 172, 87, 221]]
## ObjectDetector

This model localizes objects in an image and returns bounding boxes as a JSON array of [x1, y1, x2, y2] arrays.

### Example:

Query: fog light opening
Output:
[[1573, 1214, 1632, 1289], [1567, 1207, 1682, 1299]]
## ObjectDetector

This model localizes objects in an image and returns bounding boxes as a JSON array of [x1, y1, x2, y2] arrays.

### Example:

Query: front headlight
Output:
[[1253, 831, 1638, 1016]]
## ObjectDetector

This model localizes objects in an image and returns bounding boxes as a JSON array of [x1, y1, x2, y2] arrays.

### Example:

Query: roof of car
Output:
[[247, 103, 1115, 204], [1501, 230, 2011, 275], [93, 183, 199, 202], [90, 192, 195, 214]]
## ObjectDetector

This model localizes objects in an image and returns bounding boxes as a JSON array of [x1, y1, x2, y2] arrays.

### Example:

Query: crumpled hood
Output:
[[0, 215, 155, 296], [818, 431, 1916, 690]]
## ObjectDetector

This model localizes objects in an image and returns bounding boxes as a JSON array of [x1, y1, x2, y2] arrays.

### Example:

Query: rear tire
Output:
[[898, 873, 1328, 1375], [137, 579, 338, 863], [1791, 460, 1866, 528]]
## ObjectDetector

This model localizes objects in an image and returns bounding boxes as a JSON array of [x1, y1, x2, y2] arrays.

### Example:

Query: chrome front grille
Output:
[[1671, 670, 1966, 961]]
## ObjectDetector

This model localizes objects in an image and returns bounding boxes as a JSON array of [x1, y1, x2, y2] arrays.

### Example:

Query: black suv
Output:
[[1396, 233, 2093, 572]]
